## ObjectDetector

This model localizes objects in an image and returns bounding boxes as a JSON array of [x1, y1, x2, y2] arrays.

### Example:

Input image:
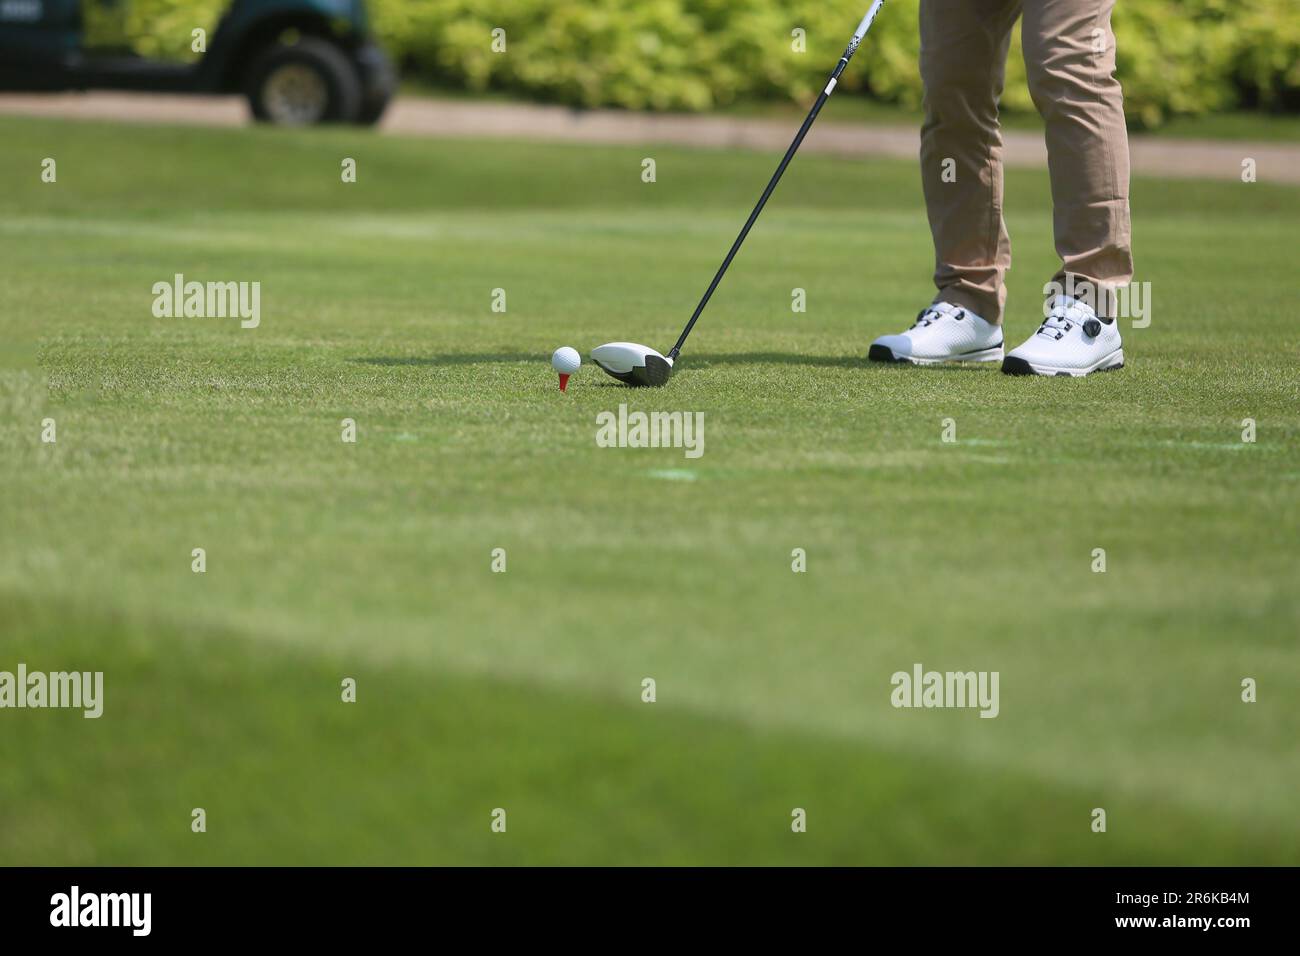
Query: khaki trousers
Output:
[[919, 0, 1133, 323]]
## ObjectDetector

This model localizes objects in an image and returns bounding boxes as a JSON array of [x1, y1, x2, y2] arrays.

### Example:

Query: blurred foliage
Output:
[[109, 0, 1300, 126], [365, 0, 1300, 126], [82, 0, 226, 61]]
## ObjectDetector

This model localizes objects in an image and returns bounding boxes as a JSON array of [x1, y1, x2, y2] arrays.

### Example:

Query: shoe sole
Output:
[[868, 344, 1004, 366], [1001, 348, 1125, 377]]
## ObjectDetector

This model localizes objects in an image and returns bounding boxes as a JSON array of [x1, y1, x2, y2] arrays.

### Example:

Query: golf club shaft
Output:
[[667, 0, 885, 361]]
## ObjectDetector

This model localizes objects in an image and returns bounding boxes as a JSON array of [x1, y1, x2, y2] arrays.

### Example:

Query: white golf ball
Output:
[[551, 347, 581, 375]]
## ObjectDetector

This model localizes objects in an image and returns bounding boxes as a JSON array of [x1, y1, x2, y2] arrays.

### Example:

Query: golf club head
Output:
[[591, 342, 675, 387]]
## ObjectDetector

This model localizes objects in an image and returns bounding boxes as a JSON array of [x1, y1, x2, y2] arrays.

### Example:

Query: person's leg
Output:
[[867, 0, 1019, 366], [1021, 0, 1132, 318], [919, 0, 1022, 326]]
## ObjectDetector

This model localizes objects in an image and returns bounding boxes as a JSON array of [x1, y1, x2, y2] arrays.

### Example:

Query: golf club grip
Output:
[[668, 2, 885, 359], [848, 0, 886, 58]]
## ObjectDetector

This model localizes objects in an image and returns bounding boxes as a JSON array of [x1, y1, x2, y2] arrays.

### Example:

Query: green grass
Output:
[[718, 95, 1300, 141], [1, 116, 1297, 865], [402, 79, 1300, 142]]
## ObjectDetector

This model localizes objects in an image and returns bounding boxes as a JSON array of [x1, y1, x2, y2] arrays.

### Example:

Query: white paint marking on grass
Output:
[[646, 468, 697, 482], [0, 216, 257, 246], [1160, 441, 1249, 451]]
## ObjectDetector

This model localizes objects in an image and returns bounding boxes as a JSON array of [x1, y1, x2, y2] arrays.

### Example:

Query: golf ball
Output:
[[551, 347, 581, 375]]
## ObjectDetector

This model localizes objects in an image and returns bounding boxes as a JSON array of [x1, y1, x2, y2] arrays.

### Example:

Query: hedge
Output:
[[367, 0, 1299, 127], [112, 0, 1300, 127]]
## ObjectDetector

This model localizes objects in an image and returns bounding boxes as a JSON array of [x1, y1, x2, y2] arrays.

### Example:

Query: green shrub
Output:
[[1108, 0, 1241, 127], [111, 0, 1300, 125], [367, 0, 1300, 126], [85, 0, 227, 62], [1232, 5, 1300, 109]]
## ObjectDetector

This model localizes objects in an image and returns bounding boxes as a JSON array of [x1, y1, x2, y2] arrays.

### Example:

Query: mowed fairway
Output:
[[1, 114, 1297, 865]]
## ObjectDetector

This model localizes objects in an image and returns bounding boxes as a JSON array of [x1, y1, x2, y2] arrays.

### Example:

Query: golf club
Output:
[[592, 0, 886, 387]]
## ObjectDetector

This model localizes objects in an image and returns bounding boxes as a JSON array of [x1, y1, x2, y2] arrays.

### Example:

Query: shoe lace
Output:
[[913, 305, 965, 329], [1035, 311, 1072, 340], [1035, 298, 1092, 340]]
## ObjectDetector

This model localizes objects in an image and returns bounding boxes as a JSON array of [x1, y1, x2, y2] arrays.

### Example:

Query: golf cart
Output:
[[0, 0, 395, 125]]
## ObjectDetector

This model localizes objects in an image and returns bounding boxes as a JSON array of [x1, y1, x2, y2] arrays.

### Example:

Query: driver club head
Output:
[[591, 342, 675, 387]]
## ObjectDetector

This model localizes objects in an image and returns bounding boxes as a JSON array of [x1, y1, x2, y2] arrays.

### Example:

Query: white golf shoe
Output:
[[868, 301, 1004, 366], [1001, 295, 1125, 377]]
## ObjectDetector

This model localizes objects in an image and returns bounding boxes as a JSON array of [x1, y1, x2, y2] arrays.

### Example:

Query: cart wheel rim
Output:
[[263, 63, 329, 124]]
